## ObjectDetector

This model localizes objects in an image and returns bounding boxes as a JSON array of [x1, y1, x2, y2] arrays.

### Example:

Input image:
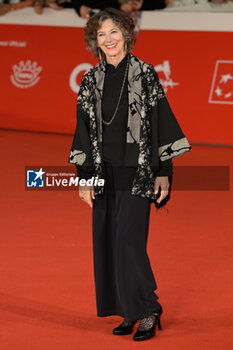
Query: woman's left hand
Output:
[[154, 176, 170, 203]]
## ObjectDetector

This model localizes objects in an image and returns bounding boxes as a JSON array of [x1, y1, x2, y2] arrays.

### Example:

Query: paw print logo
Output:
[[10, 60, 42, 88], [209, 60, 233, 105]]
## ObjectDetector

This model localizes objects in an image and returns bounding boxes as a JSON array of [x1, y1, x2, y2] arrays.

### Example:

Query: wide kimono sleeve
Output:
[[149, 67, 191, 167], [68, 73, 95, 180]]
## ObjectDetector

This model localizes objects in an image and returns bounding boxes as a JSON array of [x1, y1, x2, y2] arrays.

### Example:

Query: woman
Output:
[[69, 8, 191, 341]]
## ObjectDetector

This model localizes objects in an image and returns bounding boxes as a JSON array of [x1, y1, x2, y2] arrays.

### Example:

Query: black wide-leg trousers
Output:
[[92, 163, 161, 322]]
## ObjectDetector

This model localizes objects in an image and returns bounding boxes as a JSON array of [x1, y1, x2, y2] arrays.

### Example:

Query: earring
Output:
[[124, 42, 128, 52], [98, 47, 102, 61]]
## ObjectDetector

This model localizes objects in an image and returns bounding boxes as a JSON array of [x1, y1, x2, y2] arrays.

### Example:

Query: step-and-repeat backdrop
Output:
[[0, 9, 233, 145]]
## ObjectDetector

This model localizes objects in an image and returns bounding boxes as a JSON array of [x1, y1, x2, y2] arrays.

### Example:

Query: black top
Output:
[[102, 54, 129, 163], [76, 54, 172, 180]]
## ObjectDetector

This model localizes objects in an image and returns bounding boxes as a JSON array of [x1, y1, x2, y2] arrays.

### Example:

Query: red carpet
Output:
[[0, 129, 232, 350]]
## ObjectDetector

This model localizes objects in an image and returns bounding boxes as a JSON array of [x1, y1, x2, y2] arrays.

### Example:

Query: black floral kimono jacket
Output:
[[69, 53, 191, 202]]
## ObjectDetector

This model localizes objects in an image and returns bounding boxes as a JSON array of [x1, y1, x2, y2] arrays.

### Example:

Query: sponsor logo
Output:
[[69, 63, 93, 93], [26, 168, 45, 188], [11, 60, 42, 88], [155, 60, 179, 93], [209, 60, 233, 105], [25, 166, 105, 190]]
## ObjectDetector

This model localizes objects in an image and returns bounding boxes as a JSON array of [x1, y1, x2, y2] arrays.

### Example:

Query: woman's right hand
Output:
[[79, 185, 95, 208]]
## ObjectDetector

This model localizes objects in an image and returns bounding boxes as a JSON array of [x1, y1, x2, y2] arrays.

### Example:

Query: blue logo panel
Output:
[[26, 168, 45, 188]]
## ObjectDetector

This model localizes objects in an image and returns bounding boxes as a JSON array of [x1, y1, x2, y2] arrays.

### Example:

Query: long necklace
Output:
[[102, 55, 129, 126]]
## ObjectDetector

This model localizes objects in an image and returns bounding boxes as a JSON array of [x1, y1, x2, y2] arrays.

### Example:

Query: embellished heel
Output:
[[133, 308, 163, 341]]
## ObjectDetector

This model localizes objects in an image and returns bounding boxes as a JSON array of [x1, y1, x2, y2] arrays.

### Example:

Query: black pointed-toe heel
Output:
[[133, 309, 163, 341], [113, 319, 138, 335]]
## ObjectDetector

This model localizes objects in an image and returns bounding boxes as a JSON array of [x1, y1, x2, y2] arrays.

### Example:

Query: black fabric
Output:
[[72, 104, 95, 180], [155, 159, 173, 177], [141, 0, 166, 10], [102, 54, 129, 163], [147, 70, 188, 167], [92, 163, 162, 322], [57, 0, 73, 9], [76, 165, 93, 180]]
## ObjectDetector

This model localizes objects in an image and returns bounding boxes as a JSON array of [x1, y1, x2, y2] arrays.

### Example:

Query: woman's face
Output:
[[97, 19, 126, 62]]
